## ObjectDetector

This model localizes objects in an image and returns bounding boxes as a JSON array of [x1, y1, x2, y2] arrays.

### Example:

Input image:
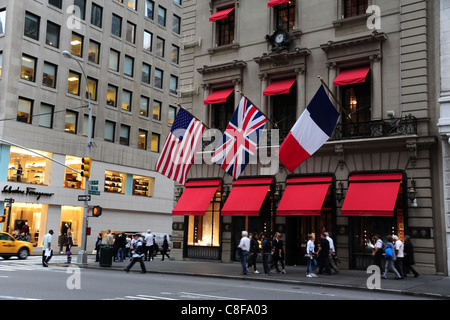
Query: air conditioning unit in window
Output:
[[181, 34, 202, 49]]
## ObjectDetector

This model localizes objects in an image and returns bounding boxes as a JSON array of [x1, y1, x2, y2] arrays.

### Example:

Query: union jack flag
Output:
[[212, 97, 267, 179]]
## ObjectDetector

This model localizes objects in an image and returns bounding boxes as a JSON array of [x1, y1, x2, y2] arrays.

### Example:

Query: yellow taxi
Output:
[[0, 231, 33, 260]]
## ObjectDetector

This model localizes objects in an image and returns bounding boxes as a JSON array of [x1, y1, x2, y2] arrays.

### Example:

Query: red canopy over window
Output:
[[203, 88, 234, 105], [333, 66, 370, 87], [209, 7, 235, 22], [277, 176, 332, 216], [221, 178, 273, 216], [268, 0, 291, 7], [341, 173, 403, 217], [263, 78, 296, 96], [172, 180, 222, 216]]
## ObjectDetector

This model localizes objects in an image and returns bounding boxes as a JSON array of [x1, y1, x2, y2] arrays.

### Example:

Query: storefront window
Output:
[[64, 156, 85, 189], [5, 203, 48, 247], [132, 175, 154, 197], [104, 170, 126, 194], [187, 196, 221, 247], [60, 206, 83, 247], [8, 146, 52, 185]]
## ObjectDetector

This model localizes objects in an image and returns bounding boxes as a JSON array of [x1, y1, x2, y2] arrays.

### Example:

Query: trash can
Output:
[[99, 244, 113, 267]]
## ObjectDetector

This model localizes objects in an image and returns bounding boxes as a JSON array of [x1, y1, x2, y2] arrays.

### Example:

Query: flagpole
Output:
[[237, 90, 279, 129], [317, 75, 350, 119], [175, 103, 210, 129]]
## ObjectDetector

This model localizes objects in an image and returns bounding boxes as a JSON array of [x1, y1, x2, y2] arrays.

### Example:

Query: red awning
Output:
[[277, 176, 332, 216], [203, 88, 234, 105], [172, 180, 222, 216], [263, 78, 296, 96], [333, 66, 370, 87], [268, 0, 291, 7], [209, 7, 235, 22], [341, 173, 403, 217], [221, 178, 273, 216]]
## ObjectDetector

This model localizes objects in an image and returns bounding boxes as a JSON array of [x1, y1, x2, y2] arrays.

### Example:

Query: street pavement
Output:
[[51, 254, 450, 300]]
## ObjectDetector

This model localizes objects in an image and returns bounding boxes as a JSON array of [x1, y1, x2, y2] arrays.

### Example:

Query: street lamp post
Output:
[[62, 50, 93, 267]]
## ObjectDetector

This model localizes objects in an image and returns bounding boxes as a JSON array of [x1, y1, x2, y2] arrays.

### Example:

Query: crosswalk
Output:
[[104, 292, 244, 300], [0, 256, 69, 273]]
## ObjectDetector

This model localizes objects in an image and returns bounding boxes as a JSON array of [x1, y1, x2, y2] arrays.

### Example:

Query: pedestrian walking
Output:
[[317, 233, 332, 275], [371, 234, 384, 271], [393, 235, 405, 279], [325, 232, 339, 273], [260, 233, 271, 276], [160, 235, 170, 261], [248, 232, 260, 274], [237, 231, 250, 275], [94, 233, 102, 262], [65, 230, 73, 264], [42, 229, 54, 267], [403, 235, 419, 278], [271, 232, 286, 274], [105, 229, 114, 244], [116, 233, 126, 262], [144, 230, 154, 261], [124, 234, 147, 273], [382, 235, 402, 279], [306, 234, 317, 277], [125, 234, 132, 261]]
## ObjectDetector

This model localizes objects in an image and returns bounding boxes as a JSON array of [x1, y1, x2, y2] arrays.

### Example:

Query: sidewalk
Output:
[[80, 255, 450, 299]]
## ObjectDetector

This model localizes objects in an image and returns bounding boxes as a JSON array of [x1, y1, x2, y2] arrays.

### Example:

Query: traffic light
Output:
[[92, 206, 102, 217], [0, 215, 6, 223], [81, 157, 91, 179]]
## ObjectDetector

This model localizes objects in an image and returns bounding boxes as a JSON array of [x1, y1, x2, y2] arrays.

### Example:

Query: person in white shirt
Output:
[[144, 230, 154, 261], [325, 232, 339, 273], [393, 235, 405, 279], [42, 230, 54, 267], [372, 234, 384, 270], [306, 234, 317, 277], [238, 231, 250, 275]]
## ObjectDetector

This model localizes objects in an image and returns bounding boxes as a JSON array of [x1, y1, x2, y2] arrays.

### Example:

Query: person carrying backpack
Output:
[[382, 235, 402, 279]]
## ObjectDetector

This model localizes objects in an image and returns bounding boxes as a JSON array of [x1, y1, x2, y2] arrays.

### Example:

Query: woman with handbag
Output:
[[306, 234, 318, 277]]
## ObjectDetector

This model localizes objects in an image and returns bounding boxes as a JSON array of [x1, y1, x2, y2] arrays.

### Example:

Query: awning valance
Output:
[[277, 176, 332, 216], [172, 180, 222, 216], [221, 178, 273, 216], [341, 173, 403, 217], [268, 0, 291, 7], [263, 78, 296, 96], [333, 66, 370, 87], [203, 88, 234, 105], [209, 7, 235, 22]]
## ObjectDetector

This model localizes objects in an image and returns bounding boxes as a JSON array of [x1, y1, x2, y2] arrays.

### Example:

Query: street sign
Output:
[[89, 186, 98, 191], [78, 195, 91, 201], [88, 190, 101, 196], [90, 180, 99, 185]]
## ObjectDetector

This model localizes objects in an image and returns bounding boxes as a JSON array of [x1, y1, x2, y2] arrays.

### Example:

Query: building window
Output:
[[42, 62, 57, 88], [21, 55, 37, 82], [46, 21, 60, 48], [124, 55, 134, 77], [154, 68, 163, 89], [82, 114, 95, 137], [65, 110, 78, 133], [173, 14, 181, 34], [128, 0, 137, 10], [344, 0, 368, 18], [168, 105, 176, 125], [104, 170, 126, 194], [126, 21, 136, 44], [120, 124, 130, 146], [74, 0, 86, 20], [170, 75, 178, 95], [158, 6, 166, 26], [109, 49, 120, 71], [171, 44, 179, 64], [107, 84, 118, 107], [0, 9, 5, 35], [133, 175, 154, 196], [49, 0, 63, 9], [39, 103, 54, 128], [24, 11, 40, 40], [60, 206, 84, 249], [145, 0, 154, 19], [143, 30, 153, 51], [212, 92, 234, 132], [151, 133, 160, 152], [111, 14, 122, 37], [0, 51, 2, 77], [64, 156, 85, 189], [142, 63, 151, 84], [87, 77, 98, 101], [174, 0, 181, 5], [71, 32, 83, 57], [275, 0, 296, 32], [91, 3, 103, 28], [156, 37, 165, 57], [138, 129, 148, 150], [140, 96, 149, 117], [67, 71, 81, 95], [17, 97, 33, 124], [153, 100, 161, 120], [217, 7, 234, 46], [7, 146, 52, 186], [88, 40, 100, 64], [104, 120, 115, 142], [272, 82, 297, 132], [122, 89, 132, 111], [188, 196, 221, 247]]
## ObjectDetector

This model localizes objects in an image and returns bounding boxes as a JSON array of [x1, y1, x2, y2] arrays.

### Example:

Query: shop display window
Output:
[[60, 206, 83, 247], [7, 146, 52, 185], [64, 156, 85, 189], [104, 170, 126, 194], [6, 203, 48, 247], [132, 175, 154, 197], [187, 194, 221, 247]]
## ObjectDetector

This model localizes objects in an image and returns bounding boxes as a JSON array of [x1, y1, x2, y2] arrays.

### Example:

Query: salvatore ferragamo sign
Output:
[[2, 185, 54, 200]]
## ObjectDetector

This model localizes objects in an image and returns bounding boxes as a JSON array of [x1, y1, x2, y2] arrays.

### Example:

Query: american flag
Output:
[[155, 108, 205, 185], [212, 97, 267, 179]]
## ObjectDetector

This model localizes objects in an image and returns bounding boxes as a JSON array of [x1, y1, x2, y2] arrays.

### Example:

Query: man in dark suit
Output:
[[317, 233, 332, 275]]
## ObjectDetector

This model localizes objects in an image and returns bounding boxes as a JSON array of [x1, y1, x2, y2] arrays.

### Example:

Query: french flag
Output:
[[279, 85, 339, 172]]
